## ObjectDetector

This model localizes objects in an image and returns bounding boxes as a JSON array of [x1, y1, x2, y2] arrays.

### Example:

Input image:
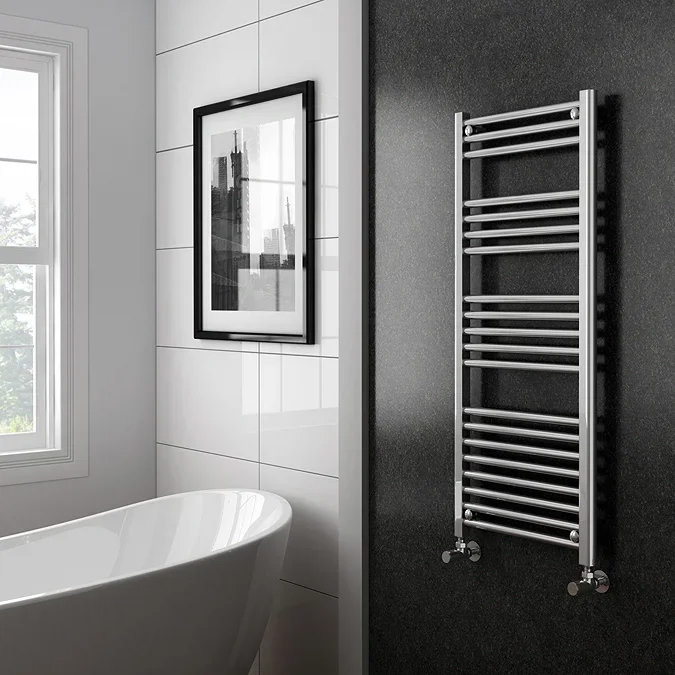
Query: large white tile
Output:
[[157, 347, 259, 460], [316, 117, 338, 239], [260, 354, 338, 477], [259, 239, 338, 358], [157, 25, 258, 150], [259, 0, 337, 120], [157, 444, 259, 496], [156, 0, 257, 54], [157, 146, 192, 249], [156, 248, 258, 352], [259, 465, 338, 596], [260, 581, 337, 675]]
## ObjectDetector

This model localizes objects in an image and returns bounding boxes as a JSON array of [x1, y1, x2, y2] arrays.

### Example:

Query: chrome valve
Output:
[[567, 567, 609, 596], [442, 539, 481, 563]]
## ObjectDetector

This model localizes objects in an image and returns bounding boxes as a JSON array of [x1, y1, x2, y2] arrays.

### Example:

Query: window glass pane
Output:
[[0, 161, 37, 247], [0, 67, 38, 161], [0, 264, 35, 434]]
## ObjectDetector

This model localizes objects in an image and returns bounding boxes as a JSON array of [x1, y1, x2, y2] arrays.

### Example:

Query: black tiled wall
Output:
[[369, 1, 675, 672]]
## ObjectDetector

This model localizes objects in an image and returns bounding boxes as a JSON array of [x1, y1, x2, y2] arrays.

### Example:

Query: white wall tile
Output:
[[260, 355, 338, 477], [260, 581, 337, 675], [316, 117, 339, 238], [157, 25, 258, 151], [157, 248, 258, 352], [157, 147, 192, 249], [156, 0, 258, 54], [157, 444, 259, 496], [259, 465, 338, 596], [259, 0, 337, 120], [157, 348, 259, 461]]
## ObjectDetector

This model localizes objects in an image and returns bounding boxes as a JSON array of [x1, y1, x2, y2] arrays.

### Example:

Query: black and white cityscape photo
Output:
[[210, 122, 296, 313], [194, 83, 314, 343]]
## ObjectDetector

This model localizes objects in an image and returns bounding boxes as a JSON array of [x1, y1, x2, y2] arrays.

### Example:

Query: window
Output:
[[0, 14, 88, 485], [0, 49, 54, 456]]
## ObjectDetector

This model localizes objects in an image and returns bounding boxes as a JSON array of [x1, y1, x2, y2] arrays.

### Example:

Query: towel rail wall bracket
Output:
[[445, 90, 610, 596]]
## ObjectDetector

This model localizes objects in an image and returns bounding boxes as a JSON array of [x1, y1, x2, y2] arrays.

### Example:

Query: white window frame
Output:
[[0, 14, 88, 486]]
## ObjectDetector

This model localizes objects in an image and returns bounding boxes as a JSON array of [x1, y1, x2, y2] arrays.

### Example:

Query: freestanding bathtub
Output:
[[0, 489, 291, 675]]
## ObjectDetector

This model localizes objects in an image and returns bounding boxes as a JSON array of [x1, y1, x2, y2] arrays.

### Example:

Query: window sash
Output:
[[0, 48, 55, 455]]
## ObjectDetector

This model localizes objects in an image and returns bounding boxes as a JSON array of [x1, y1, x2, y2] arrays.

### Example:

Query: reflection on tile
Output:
[[259, 239, 338, 358], [259, 0, 337, 120], [157, 147, 192, 249], [260, 581, 338, 675], [156, 444, 259, 496], [156, 248, 258, 352], [259, 464, 338, 596], [316, 117, 338, 239], [260, 354, 338, 477], [157, 25, 257, 150], [156, 0, 257, 53], [157, 347, 259, 460]]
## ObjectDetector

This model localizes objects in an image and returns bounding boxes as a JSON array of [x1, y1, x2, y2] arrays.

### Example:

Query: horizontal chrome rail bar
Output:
[[464, 438, 579, 461], [466, 101, 580, 126], [464, 486, 579, 512], [464, 137, 579, 159], [463, 471, 579, 495], [465, 207, 579, 222], [463, 519, 579, 548], [464, 327, 579, 338], [463, 407, 579, 426], [464, 344, 579, 356], [464, 359, 580, 372], [465, 295, 579, 303], [465, 311, 579, 321], [463, 455, 580, 478], [464, 224, 580, 239], [464, 119, 579, 143], [464, 422, 579, 442], [464, 242, 580, 255], [465, 190, 579, 208], [463, 503, 579, 530]]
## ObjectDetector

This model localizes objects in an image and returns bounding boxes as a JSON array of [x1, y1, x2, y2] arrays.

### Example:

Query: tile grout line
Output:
[[157, 442, 339, 480], [156, 117, 336, 155], [157, 345, 339, 359], [280, 578, 339, 600], [156, 19, 258, 56], [155, 1, 326, 57], [260, 0, 326, 24], [156, 235, 338, 253]]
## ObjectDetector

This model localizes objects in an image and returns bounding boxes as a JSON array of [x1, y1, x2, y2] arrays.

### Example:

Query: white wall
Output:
[[0, 0, 156, 535], [155, 1, 339, 673]]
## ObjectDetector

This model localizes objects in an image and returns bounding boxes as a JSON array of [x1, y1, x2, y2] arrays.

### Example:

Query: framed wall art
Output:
[[193, 80, 315, 343]]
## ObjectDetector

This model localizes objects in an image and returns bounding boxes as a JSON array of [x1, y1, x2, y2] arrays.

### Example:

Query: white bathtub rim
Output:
[[0, 489, 292, 611]]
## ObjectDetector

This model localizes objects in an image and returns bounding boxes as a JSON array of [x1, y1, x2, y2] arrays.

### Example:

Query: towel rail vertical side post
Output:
[[454, 112, 469, 541], [578, 88, 597, 569]]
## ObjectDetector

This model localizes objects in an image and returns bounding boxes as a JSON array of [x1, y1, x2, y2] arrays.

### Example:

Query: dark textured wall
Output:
[[369, 1, 675, 673]]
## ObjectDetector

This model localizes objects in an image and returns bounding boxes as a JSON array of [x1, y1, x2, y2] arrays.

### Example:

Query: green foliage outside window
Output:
[[0, 198, 36, 434]]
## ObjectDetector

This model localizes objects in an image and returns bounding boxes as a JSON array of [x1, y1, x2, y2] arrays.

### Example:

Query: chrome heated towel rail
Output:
[[441, 91, 609, 596]]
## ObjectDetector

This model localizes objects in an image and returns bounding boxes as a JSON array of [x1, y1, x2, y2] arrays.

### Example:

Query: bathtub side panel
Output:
[[0, 528, 288, 675]]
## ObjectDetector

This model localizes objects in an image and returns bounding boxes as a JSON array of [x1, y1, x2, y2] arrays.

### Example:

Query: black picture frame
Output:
[[193, 81, 315, 343]]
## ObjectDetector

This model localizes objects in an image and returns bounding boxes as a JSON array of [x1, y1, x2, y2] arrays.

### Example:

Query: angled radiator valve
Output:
[[567, 567, 610, 596], [442, 538, 481, 563]]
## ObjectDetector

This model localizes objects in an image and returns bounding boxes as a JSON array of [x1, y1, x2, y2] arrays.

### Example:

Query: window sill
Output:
[[0, 449, 88, 486]]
